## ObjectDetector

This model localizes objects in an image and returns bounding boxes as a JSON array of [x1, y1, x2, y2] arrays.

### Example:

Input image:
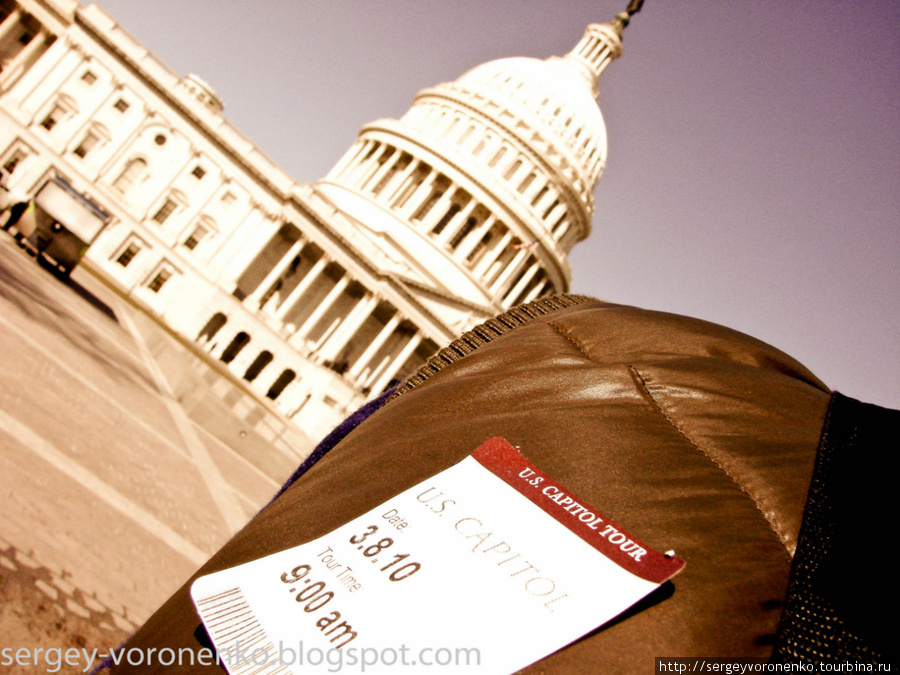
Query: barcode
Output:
[[196, 587, 291, 675]]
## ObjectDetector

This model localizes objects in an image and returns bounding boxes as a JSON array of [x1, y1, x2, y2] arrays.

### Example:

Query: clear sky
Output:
[[92, 0, 899, 409]]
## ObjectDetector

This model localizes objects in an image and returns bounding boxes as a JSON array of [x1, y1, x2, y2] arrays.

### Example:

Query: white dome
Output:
[[318, 19, 631, 315], [452, 54, 609, 194]]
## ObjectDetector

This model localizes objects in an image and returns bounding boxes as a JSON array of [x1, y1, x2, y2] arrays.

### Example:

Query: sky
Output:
[[92, 0, 899, 410]]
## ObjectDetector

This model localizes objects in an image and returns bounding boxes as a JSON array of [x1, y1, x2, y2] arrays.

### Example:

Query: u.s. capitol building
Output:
[[0, 0, 632, 452]]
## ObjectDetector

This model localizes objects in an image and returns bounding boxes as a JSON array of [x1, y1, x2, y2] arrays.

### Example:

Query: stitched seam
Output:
[[547, 321, 593, 360], [628, 364, 793, 557]]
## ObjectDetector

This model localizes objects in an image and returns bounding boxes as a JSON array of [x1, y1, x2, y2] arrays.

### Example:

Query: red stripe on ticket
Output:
[[471, 437, 685, 584]]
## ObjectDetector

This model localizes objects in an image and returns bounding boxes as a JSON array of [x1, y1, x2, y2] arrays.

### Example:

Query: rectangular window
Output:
[[503, 159, 522, 180], [543, 199, 560, 220], [72, 131, 98, 159], [2, 149, 27, 175], [113, 98, 130, 113], [115, 243, 141, 267], [191, 165, 206, 180], [81, 70, 97, 85], [220, 191, 236, 205], [39, 105, 64, 132], [517, 172, 536, 194], [183, 225, 207, 251], [151, 199, 177, 224], [489, 146, 507, 168], [530, 185, 548, 206], [147, 268, 171, 293]]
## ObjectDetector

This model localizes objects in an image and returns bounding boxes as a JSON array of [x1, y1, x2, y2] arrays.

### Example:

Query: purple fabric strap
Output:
[[261, 387, 396, 510]]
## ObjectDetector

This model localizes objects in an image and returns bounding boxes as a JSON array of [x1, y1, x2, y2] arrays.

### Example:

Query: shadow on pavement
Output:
[[31, 250, 118, 323]]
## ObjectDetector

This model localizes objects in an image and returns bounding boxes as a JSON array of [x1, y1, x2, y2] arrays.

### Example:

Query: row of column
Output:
[[331, 137, 559, 304], [335, 131, 574, 247], [0, 8, 54, 90], [237, 231, 427, 394], [567, 24, 619, 81], [409, 98, 586, 238]]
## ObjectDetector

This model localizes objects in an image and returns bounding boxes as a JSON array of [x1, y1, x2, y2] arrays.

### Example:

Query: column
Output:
[[243, 236, 305, 309], [503, 262, 541, 308], [490, 248, 530, 295], [292, 275, 350, 342], [310, 317, 342, 351], [436, 199, 477, 247], [348, 313, 400, 380], [474, 229, 513, 278], [396, 166, 435, 219], [544, 202, 567, 229], [273, 255, 327, 321], [383, 154, 418, 203], [523, 279, 551, 305], [9, 27, 67, 105], [419, 186, 456, 231], [0, 28, 48, 88], [344, 139, 377, 187], [327, 140, 365, 182], [455, 215, 496, 262], [532, 186, 556, 215], [369, 332, 423, 395], [97, 100, 153, 179], [364, 147, 400, 194], [319, 293, 379, 362], [213, 208, 274, 284], [356, 145, 391, 191], [401, 169, 449, 223], [524, 178, 549, 207], [553, 217, 571, 240], [0, 9, 23, 46]]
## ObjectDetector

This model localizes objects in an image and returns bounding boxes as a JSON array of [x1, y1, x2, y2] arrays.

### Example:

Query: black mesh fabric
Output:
[[772, 392, 897, 665]]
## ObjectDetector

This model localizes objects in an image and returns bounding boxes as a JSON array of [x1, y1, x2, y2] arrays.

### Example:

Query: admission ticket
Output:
[[191, 437, 685, 674]]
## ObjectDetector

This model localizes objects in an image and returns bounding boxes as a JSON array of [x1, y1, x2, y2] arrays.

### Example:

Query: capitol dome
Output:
[[318, 13, 634, 326], [445, 52, 609, 207]]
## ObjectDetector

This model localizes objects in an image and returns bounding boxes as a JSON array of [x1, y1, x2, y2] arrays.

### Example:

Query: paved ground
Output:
[[0, 235, 296, 673]]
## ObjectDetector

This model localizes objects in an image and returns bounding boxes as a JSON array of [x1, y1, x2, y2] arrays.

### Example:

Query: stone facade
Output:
[[0, 0, 627, 453]]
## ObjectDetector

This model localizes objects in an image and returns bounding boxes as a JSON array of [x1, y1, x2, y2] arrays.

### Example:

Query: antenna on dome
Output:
[[610, 0, 644, 37]]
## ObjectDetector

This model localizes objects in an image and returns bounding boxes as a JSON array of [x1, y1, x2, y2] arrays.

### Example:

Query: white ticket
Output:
[[191, 437, 684, 674]]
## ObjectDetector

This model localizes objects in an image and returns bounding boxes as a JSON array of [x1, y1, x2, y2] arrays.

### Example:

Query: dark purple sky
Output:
[[94, 0, 900, 409]]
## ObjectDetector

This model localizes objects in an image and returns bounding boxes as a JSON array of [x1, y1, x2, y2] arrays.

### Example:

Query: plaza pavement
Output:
[[0, 234, 307, 672]]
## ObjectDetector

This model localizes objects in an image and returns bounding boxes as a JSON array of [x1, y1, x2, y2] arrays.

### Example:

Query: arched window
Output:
[[266, 369, 296, 400], [220, 331, 250, 364], [112, 157, 147, 194], [243, 351, 273, 382], [196, 312, 227, 343]]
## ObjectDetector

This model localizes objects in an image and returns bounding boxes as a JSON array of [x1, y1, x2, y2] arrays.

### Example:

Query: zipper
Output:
[[390, 294, 596, 400]]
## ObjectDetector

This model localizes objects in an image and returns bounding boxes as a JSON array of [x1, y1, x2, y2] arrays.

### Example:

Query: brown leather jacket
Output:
[[105, 295, 891, 672]]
